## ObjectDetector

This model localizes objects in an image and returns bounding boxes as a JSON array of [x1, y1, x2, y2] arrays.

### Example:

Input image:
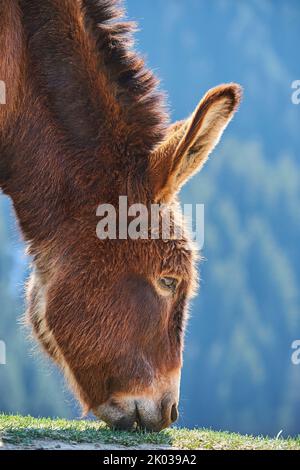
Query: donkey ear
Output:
[[149, 83, 242, 201]]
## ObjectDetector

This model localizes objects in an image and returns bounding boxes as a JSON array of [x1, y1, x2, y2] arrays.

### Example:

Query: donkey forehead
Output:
[[98, 237, 195, 277]]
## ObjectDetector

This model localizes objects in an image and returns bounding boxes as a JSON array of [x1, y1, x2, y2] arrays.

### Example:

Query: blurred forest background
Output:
[[1, 0, 300, 437]]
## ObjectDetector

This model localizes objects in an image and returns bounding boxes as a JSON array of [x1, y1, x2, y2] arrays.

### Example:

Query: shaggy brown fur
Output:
[[0, 0, 242, 431]]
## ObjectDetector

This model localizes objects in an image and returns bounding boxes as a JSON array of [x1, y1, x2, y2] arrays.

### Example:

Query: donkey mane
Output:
[[20, 0, 168, 157], [83, 0, 168, 145]]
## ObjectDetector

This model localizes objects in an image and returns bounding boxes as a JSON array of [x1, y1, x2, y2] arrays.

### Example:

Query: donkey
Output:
[[0, 0, 242, 431]]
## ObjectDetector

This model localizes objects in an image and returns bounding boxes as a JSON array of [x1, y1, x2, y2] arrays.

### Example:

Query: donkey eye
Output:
[[158, 277, 178, 292]]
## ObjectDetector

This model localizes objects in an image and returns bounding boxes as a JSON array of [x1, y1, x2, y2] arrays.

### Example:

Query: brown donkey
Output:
[[0, 0, 242, 431]]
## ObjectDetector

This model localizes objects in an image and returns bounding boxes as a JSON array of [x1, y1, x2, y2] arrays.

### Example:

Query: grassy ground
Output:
[[0, 414, 300, 450]]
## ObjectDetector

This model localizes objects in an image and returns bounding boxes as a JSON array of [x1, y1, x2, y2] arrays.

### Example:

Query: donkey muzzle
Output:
[[94, 394, 179, 432]]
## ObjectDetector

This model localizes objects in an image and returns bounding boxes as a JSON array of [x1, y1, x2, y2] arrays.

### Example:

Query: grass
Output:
[[0, 414, 300, 450]]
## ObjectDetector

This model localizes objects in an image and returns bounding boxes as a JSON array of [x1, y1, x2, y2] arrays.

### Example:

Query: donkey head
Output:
[[9, 0, 242, 431], [27, 84, 241, 432]]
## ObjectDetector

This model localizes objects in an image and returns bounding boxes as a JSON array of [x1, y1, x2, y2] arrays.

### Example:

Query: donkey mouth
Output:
[[94, 396, 179, 432]]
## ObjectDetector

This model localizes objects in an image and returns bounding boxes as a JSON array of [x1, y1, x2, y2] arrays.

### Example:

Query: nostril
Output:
[[134, 401, 142, 429], [161, 396, 179, 426], [171, 403, 179, 423]]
